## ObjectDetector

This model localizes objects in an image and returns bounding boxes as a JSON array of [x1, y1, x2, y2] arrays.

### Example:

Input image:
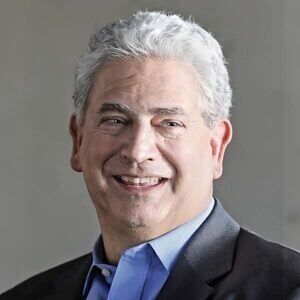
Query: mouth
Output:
[[113, 175, 168, 193]]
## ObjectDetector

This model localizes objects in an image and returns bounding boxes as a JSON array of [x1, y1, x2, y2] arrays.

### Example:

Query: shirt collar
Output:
[[90, 197, 214, 272], [149, 197, 215, 272]]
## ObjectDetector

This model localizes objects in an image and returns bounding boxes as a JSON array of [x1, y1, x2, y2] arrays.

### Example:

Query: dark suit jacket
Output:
[[1, 199, 300, 300]]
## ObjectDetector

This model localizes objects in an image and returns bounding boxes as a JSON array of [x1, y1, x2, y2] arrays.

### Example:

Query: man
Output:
[[1, 10, 299, 300]]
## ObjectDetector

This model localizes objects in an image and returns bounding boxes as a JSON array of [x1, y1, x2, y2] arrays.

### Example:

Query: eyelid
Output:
[[99, 116, 128, 125], [156, 119, 186, 139], [103, 116, 125, 121], [159, 119, 185, 127]]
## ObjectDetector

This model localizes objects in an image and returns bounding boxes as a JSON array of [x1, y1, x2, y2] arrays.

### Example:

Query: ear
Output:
[[69, 114, 83, 172], [210, 119, 232, 180]]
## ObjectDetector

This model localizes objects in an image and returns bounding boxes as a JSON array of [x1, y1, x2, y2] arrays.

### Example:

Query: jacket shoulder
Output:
[[235, 228, 300, 290], [0, 253, 92, 300], [238, 227, 300, 263]]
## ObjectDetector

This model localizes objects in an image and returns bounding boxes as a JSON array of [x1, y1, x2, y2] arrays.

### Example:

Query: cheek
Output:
[[80, 133, 115, 172], [80, 135, 118, 201], [80, 142, 103, 194], [165, 136, 214, 181]]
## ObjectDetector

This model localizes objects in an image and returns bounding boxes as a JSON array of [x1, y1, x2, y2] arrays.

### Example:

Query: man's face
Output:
[[70, 58, 231, 237]]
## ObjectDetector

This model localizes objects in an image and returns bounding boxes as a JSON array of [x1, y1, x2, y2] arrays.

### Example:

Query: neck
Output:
[[101, 227, 150, 265], [97, 214, 198, 265], [96, 196, 213, 265]]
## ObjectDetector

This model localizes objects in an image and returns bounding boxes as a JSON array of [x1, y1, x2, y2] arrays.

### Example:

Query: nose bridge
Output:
[[122, 119, 157, 163]]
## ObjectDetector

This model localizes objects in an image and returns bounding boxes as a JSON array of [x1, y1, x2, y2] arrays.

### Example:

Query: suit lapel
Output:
[[157, 199, 240, 300], [157, 255, 213, 300], [41, 253, 92, 300]]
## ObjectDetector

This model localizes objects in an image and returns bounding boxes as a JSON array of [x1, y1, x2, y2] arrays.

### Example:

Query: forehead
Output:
[[88, 57, 200, 112]]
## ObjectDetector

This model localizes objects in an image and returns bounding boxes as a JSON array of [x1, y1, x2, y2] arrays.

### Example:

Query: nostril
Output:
[[119, 138, 158, 164], [120, 152, 155, 164]]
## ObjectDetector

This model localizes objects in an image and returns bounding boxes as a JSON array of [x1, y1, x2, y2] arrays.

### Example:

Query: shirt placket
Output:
[[107, 249, 152, 300]]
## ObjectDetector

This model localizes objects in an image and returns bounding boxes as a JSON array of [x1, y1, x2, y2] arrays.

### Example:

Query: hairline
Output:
[[73, 11, 232, 130]]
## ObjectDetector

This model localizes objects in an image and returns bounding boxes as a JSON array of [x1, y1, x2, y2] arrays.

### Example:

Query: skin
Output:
[[69, 57, 232, 265]]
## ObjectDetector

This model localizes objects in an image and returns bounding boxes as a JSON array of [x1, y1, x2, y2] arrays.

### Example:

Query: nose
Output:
[[120, 121, 159, 165]]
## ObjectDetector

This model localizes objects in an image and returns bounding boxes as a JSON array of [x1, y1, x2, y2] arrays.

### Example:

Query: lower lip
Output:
[[113, 177, 167, 194]]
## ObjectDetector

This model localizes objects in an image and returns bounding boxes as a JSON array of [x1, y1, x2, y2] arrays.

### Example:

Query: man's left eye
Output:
[[156, 119, 186, 138], [161, 120, 184, 127]]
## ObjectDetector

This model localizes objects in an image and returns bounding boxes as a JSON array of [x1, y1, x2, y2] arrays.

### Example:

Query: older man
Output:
[[1, 11, 300, 300]]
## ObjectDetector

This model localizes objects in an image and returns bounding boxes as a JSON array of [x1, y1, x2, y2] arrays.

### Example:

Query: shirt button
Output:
[[101, 268, 111, 277]]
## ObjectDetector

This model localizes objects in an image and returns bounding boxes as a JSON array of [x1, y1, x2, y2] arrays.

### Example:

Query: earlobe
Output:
[[211, 120, 232, 179], [69, 114, 83, 172]]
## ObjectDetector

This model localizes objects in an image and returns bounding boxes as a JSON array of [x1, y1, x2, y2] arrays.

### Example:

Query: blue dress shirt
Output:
[[83, 198, 215, 300]]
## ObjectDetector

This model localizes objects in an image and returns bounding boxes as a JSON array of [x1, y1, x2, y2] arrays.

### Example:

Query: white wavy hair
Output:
[[73, 11, 232, 128]]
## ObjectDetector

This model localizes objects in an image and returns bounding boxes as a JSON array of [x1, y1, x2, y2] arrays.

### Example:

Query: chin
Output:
[[118, 209, 163, 231], [123, 219, 147, 229]]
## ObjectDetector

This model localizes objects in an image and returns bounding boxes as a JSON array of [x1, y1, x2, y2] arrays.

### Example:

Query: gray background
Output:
[[1, 0, 299, 293]]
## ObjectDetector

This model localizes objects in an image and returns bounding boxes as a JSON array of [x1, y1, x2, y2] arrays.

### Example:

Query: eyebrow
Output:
[[97, 103, 136, 116], [97, 102, 187, 116], [149, 107, 187, 116]]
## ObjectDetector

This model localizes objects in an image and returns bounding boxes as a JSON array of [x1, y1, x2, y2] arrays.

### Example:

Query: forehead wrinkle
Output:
[[91, 58, 199, 118], [101, 73, 140, 92], [94, 71, 145, 104], [98, 82, 139, 102]]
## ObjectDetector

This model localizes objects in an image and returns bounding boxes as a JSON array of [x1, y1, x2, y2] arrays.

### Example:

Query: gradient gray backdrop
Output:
[[1, 0, 299, 293]]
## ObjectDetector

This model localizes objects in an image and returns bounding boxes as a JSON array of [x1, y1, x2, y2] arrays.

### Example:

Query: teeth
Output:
[[119, 176, 162, 185]]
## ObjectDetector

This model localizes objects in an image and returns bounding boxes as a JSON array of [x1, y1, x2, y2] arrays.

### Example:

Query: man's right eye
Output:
[[98, 117, 129, 135], [100, 117, 127, 126]]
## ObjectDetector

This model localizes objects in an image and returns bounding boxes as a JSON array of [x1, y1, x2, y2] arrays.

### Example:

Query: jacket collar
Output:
[[157, 198, 240, 300]]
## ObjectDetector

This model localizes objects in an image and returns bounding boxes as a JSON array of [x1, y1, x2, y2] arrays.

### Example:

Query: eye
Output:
[[155, 119, 186, 139], [100, 117, 127, 126], [98, 117, 129, 136], [160, 120, 184, 128]]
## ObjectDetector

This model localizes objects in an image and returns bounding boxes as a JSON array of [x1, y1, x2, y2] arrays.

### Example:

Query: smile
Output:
[[116, 176, 163, 185], [113, 175, 168, 192]]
